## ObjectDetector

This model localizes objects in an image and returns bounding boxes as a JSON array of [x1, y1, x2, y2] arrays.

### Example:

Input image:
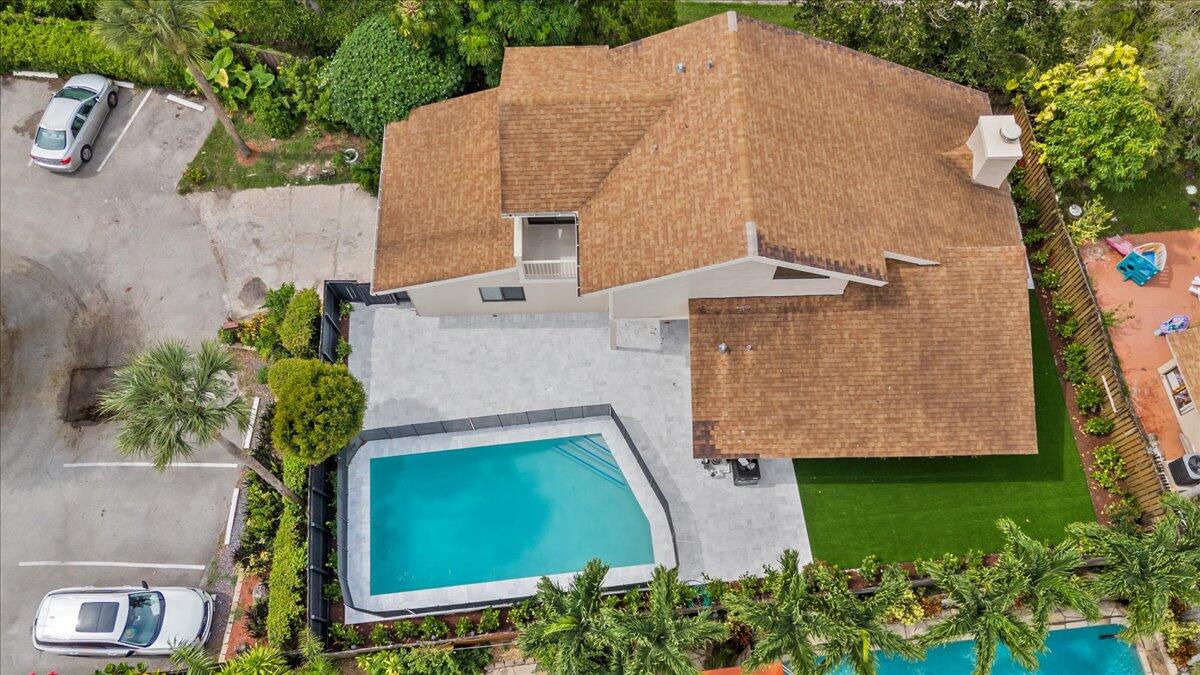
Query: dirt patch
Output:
[[64, 367, 115, 425], [287, 159, 337, 182], [234, 146, 262, 167], [238, 277, 267, 309], [232, 348, 271, 401], [313, 132, 357, 154]]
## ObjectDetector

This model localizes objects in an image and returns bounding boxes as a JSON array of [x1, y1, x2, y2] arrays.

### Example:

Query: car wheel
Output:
[[80, 145, 93, 163], [108, 90, 118, 108]]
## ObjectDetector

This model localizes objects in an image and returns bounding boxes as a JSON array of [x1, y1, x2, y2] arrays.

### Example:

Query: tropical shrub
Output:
[[1056, 318, 1079, 340], [477, 607, 501, 633], [0, 14, 189, 88], [203, 46, 275, 110], [221, 644, 288, 675], [268, 358, 366, 465], [1066, 197, 1114, 245], [1022, 226, 1051, 246], [455, 616, 474, 637], [328, 622, 363, 649], [370, 623, 392, 646], [885, 586, 926, 626], [180, 165, 210, 193], [352, 139, 382, 194], [1028, 249, 1049, 266], [575, 0, 676, 47], [4, 0, 96, 19], [281, 451, 308, 494], [1035, 267, 1060, 290], [327, 14, 464, 139], [1033, 43, 1164, 191], [236, 473, 283, 576], [265, 505, 305, 648], [278, 287, 320, 359], [336, 337, 352, 363], [1083, 416, 1115, 436], [419, 615, 449, 640], [1075, 381, 1103, 413], [277, 55, 340, 131], [251, 92, 299, 138], [1062, 343, 1090, 384], [245, 596, 268, 639], [357, 646, 490, 675], [1103, 496, 1143, 533], [209, 0, 388, 56], [393, 619, 418, 641], [1052, 297, 1074, 318]]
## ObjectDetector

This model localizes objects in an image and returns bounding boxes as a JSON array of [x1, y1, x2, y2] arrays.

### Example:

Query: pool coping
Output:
[[336, 405, 679, 620]]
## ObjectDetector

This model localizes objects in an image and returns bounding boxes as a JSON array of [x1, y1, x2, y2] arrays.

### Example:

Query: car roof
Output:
[[37, 592, 129, 642], [38, 98, 83, 130]]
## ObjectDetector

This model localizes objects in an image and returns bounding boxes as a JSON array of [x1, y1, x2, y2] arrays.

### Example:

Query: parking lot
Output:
[[1, 76, 240, 674]]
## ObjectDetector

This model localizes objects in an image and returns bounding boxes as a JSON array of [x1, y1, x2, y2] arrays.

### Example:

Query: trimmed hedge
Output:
[[281, 451, 308, 495], [265, 504, 305, 648], [209, 0, 389, 56], [268, 358, 366, 466], [327, 13, 464, 139], [278, 287, 320, 359], [0, 13, 189, 89]]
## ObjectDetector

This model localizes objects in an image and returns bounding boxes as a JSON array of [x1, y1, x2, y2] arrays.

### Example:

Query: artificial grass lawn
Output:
[[676, 2, 797, 29], [179, 116, 362, 193], [793, 293, 1095, 568]]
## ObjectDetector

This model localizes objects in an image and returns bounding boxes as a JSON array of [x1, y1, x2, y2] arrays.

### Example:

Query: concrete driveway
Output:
[[1, 75, 375, 674]]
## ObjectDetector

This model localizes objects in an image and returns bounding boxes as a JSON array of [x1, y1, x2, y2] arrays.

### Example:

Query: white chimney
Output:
[[966, 115, 1023, 188]]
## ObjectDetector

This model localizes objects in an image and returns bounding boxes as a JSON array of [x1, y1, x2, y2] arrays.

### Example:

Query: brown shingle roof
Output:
[[689, 247, 1036, 459], [372, 90, 511, 291], [1168, 328, 1200, 392]]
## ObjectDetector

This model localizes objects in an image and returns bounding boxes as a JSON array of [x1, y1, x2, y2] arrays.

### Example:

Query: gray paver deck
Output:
[[348, 306, 811, 590]]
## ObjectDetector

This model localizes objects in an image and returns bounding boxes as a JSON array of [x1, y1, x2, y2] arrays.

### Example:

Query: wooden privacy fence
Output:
[[1012, 102, 1169, 521]]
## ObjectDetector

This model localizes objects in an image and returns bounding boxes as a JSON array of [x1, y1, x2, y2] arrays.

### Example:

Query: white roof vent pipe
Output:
[[966, 115, 1023, 188]]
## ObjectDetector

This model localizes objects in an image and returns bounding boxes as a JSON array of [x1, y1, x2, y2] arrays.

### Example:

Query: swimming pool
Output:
[[369, 433, 656, 595], [832, 625, 1142, 674]]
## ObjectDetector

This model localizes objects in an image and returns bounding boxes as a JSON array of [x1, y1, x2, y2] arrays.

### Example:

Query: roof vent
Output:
[[966, 115, 1023, 188], [718, 342, 729, 354], [675, 62, 686, 75]]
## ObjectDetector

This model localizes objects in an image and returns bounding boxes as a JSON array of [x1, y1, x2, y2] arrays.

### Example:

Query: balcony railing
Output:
[[521, 259, 577, 281]]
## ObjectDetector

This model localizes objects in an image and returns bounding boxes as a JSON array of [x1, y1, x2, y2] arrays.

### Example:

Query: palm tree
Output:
[[220, 644, 289, 675], [1068, 492, 1200, 640], [609, 566, 728, 675], [809, 564, 924, 675], [296, 629, 338, 675], [169, 640, 217, 674], [996, 518, 1098, 630], [517, 558, 614, 674], [94, 0, 251, 157], [724, 549, 825, 674], [919, 564, 1044, 675], [98, 340, 300, 504]]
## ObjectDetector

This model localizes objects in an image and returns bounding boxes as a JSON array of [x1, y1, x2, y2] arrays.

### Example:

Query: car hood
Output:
[[148, 589, 207, 649]]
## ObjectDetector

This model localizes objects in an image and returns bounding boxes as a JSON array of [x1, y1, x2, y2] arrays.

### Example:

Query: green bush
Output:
[[1093, 443, 1123, 472], [1103, 497, 1142, 533], [418, 615, 449, 640], [454, 616, 474, 637], [1028, 249, 1049, 266], [1035, 267, 1061, 290], [210, 0, 388, 56], [268, 358, 366, 465], [278, 287, 320, 358], [250, 92, 300, 138], [329, 622, 363, 649], [180, 165, 210, 193], [1055, 317, 1079, 340], [356, 646, 491, 675], [0, 14, 189, 88], [335, 336, 352, 363], [3, 0, 96, 19], [1022, 227, 1051, 246], [236, 474, 283, 576], [1051, 297, 1074, 318], [327, 14, 464, 139], [281, 451, 308, 494], [352, 139, 381, 194], [1062, 342, 1090, 384], [277, 55, 341, 131], [265, 505, 305, 648], [370, 623, 392, 647], [393, 619, 418, 641], [477, 607, 500, 633], [1083, 416, 1116, 436], [1075, 381, 1104, 413]]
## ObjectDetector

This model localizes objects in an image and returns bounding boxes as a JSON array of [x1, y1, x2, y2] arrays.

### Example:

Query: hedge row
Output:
[[0, 13, 190, 89], [265, 504, 306, 648], [209, 0, 389, 57]]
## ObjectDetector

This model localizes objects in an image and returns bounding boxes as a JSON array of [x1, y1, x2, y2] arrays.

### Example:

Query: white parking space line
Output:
[[19, 561, 206, 570], [64, 461, 239, 468], [165, 94, 205, 112], [224, 488, 240, 546], [96, 90, 151, 173]]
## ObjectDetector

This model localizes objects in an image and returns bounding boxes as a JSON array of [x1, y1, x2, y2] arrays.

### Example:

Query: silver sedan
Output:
[[32, 585, 213, 658], [29, 74, 119, 173]]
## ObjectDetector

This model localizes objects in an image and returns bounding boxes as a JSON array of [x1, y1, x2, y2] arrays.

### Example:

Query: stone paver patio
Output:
[[348, 306, 811, 587]]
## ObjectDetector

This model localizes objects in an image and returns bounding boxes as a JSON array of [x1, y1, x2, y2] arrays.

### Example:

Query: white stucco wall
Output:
[[406, 268, 607, 316], [608, 259, 849, 320]]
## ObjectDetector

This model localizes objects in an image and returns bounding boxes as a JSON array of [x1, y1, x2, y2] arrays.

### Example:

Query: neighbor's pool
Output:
[[833, 625, 1142, 674], [369, 434, 654, 594]]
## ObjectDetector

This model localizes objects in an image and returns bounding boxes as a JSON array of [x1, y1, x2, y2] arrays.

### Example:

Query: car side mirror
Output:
[[140, 580, 148, 589]]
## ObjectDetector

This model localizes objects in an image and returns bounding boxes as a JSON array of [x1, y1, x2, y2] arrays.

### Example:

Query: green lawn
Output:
[[179, 116, 363, 193], [676, 2, 797, 28], [793, 293, 1095, 568], [1060, 165, 1197, 235]]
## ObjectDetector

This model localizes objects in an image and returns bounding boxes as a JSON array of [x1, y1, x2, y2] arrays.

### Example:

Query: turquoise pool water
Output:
[[833, 625, 1142, 674], [369, 434, 655, 594]]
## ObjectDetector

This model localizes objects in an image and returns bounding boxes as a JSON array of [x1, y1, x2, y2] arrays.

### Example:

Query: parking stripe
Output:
[[96, 90, 151, 173], [63, 462, 239, 468], [224, 488, 240, 546], [19, 561, 206, 570]]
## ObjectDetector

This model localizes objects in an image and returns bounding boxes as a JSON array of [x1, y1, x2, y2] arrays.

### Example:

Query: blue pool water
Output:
[[833, 625, 1142, 674], [369, 434, 655, 594]]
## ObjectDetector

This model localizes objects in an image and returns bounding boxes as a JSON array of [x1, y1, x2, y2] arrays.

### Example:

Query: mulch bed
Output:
[[222, 573, 264, 661]]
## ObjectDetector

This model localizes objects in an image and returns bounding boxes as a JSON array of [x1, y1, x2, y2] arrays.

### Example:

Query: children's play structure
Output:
[[1106, 236, 1167, 286]]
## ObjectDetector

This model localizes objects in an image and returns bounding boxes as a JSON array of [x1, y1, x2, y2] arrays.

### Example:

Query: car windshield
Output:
[[120, 592, 164, 647], [54, 86, 94, 101], [35, 127, 67, 150]]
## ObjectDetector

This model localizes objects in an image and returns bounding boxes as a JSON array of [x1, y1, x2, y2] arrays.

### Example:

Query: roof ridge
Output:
[[727, 14, 761, 254]]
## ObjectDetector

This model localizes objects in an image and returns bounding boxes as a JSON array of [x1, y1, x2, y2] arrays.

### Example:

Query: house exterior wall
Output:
[[608, 259, 849, 320], [406, 268, 607, 316]]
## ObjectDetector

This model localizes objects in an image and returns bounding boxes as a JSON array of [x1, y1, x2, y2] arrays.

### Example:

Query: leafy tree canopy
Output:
[[1032, 43, 1164, 191]]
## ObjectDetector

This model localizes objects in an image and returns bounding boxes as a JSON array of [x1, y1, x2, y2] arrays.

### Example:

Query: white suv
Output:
[[32, 585, 213, 657]]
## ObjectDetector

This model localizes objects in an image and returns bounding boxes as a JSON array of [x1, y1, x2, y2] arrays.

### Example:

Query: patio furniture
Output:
[[1117, 242, 1167, 286], [731, 457, 761, 486], [1155, 315, 1190, 336]]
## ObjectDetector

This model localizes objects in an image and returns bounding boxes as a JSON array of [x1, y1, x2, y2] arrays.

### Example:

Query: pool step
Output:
[[553, 438, 627, 488]]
